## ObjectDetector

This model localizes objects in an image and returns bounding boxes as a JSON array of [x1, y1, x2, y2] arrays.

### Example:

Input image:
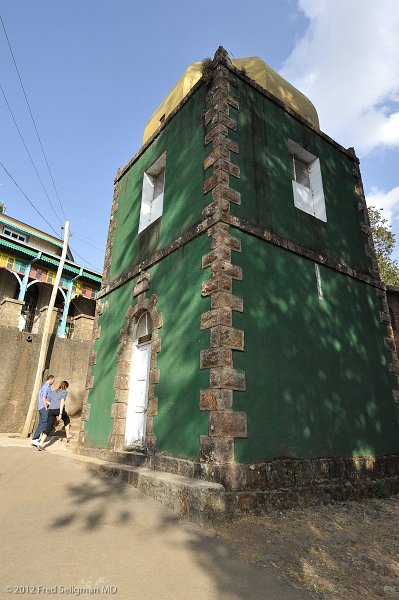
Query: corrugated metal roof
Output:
[[0, 238, 102, 283]]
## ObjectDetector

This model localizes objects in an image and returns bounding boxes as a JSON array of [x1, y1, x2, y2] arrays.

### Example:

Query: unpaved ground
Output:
[[216, 495, 399, 600]]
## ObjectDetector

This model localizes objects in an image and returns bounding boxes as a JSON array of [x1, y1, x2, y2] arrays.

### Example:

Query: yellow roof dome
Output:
[[143, 55, 319, 144]]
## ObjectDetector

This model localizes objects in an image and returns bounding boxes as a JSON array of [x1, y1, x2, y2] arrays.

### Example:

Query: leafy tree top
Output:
[[368, 206, 399, 286]]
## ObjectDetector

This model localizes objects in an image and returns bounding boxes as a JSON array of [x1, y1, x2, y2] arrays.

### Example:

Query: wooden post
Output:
[[21, 221, 70, 438]]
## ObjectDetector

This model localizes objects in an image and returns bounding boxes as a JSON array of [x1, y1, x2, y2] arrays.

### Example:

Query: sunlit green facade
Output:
[[84, 61, 399, 466]]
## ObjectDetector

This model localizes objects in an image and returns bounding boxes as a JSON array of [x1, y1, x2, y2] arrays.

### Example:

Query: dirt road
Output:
[[0, 442, 309, 600]]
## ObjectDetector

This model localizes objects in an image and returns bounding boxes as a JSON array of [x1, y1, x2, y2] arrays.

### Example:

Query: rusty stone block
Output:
[[390, 362, 399, 376], [147, 396, 158, 417], [211, 230, 241, 252], [201, 276, 232, 296], [133, 278, 150, 297], [111, 402, 127, 419], [200, 308, 232, 330], [211, 261, 242, 280], [114, 389, 128, 404], [203, 145, 230, 171], [211, 292, 243, 312], [202, 246, 232, 268], [360, 223, 371, 235], [384, 337, 396, 352], [210, 367, 246, 391], [380, 311, 391, 324], [213, 100, 230, 116], [200, 436, 234, 462], [81, 403, 91, 421], [200, 347, 232, 369], [209, 410, 247, 437], [354, 184, 365, 198], [149, 368, 160, 385], [393, 390, 399, 403], [213, 157, 240, 179], [114, 374, 129, 390], [112, 418, 127, 436], [204, 170, 230, 194], [210, 325, 244, 350], [211, 112, 237, 131], [210, 134, 239, 154], [204, 107, 217, 126], [202, 200, 225, 218], [238, 494, 256, 509], [200, 389, 233, 411], [208, 222, 230, 235], [152, 337, 161, 353], [204, 123, 229, 145], [88, 351, 97, 367]]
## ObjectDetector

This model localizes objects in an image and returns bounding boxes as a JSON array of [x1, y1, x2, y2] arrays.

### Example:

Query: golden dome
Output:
[[142, 56, 319, 144]]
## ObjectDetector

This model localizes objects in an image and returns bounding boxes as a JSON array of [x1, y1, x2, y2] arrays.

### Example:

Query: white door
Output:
[[125, 342, 151, 448]]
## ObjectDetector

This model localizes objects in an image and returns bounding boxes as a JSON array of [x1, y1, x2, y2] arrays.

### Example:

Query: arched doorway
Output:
[[125, 311, 153, 449], [21, 283, 39, 332]]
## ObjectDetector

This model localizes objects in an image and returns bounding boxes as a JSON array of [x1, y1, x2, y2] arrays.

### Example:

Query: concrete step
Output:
[[75, 454, 231, 525]]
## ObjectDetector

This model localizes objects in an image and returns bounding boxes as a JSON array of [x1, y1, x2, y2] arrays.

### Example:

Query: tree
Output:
[[0, 201, 5, 214], [368, 206, 399, 286]]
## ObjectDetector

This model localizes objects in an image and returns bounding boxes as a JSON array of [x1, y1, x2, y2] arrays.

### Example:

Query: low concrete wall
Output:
[[0, 325, 91, 433]]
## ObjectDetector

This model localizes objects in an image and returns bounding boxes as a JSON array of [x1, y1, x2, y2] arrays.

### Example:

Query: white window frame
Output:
[[3, 227, 28, 243], [138, 152, 166, 233], [288, 140, 327, 223]]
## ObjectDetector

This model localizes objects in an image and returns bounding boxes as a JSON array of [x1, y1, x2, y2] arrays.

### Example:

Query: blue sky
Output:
[[1, 0, 399, 272]]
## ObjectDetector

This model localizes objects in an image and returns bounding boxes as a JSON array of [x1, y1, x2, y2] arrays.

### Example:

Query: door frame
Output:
[[124, 340, 151, 449]]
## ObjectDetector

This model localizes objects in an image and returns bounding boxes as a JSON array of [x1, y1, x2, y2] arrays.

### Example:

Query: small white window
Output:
[[288, 140, 327, 222], [3, 227, 28, 243], [138, 152, 166, 233]]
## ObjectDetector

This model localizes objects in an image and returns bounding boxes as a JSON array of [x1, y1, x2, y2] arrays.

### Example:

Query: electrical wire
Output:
[[0, 82, 63, 227], [68, 244, 102, 272], [0, 13, 67, 222], [0, 160, 60, 237], [71, 231, 105, 250]]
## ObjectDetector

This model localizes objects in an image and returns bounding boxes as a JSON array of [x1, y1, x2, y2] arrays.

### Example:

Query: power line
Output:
[[68, 244, 102, 272], [0, 13, 67, 222], [0, 160, 60, 237], [0, 82, 63, 227], [71, 231, 105, 250], [0, 160, 102, 272]]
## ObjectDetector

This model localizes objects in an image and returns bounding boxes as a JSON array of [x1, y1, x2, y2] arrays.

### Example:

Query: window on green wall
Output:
[[288, 140, 327, 223], [138, 152, 166, 233]]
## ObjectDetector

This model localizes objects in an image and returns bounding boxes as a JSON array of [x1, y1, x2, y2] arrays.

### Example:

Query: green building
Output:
[[79, 48, 399, 507]]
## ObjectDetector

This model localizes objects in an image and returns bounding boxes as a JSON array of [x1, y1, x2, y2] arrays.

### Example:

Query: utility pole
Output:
[[21, 221, 70, 438]]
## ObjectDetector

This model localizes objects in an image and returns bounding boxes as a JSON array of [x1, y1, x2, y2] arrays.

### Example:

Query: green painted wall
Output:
[[233, 230, 399, 463], [86, 234, 210, 456], [108, 85, 208, 281], [151, 236, 210, 458], [229, 73, 370, 273], [85, 280, 134, 447]]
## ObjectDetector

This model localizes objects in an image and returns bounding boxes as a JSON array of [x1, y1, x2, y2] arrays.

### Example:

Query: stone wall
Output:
[[0, 325, 92, 433], [0, 269, 18, 303]]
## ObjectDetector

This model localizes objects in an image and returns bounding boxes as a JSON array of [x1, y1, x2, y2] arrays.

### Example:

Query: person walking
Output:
[[37, 381, 72, 450], [31, 374, 55, 448]]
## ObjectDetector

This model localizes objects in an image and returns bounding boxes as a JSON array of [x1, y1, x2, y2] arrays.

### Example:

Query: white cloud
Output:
[[366, 186, 399, 225], [280, 0, 399, 154]]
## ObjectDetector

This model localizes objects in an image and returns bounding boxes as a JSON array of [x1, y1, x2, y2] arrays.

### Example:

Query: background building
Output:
[[0, 212, 102, 434], [78, 48, 399, 510], [0, 212, 101, 337]]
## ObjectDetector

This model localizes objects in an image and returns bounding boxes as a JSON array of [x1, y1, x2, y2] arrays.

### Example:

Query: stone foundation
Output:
[[75, 444, 399, 518]]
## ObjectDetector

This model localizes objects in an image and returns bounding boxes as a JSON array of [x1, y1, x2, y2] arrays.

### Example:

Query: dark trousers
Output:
[[43, 409, 70, 436], [33, 408, 48, 440]]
